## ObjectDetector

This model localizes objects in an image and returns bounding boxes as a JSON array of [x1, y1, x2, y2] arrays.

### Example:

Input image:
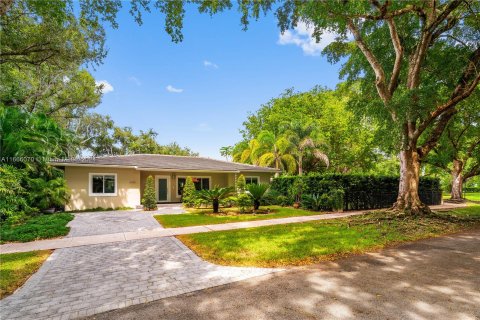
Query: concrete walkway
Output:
[[0, 203, 466, 254], [87, 229, 480, 320]]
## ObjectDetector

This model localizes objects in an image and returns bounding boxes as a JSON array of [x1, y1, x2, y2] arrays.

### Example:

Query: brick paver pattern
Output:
[[0, 237, 277, 320]]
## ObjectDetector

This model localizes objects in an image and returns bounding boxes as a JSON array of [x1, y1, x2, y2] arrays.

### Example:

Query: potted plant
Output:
[[289, 178, 305, 209]]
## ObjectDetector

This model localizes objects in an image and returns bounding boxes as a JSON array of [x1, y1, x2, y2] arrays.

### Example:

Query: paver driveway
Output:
[[67, 210, 163, 237], [0, 211, 277, 320]]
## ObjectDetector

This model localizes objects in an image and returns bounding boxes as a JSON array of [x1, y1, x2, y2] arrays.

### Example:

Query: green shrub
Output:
[[27, 177, 69, 211], [276, 195, 291, 206], [329, 188, 345, 211], [301, 194, 330, 211], [182, 176, 196, 207], [235, 193, 253, 213], [0, 165, 31, 223], [236, 174, 246, 193], [142, 176, 157, 211], [246, 183, 269, 210], [196, 186, 235, 213], [288, 178, 305, 204], [260, 190, 282, 206], [272, 174, 442, 210]]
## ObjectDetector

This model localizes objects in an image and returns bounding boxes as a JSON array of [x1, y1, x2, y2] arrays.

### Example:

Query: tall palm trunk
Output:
[[298, 153, 303, 176]]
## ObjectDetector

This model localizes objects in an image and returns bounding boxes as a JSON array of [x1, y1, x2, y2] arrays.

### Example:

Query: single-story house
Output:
[[51, 154, 279, 211]]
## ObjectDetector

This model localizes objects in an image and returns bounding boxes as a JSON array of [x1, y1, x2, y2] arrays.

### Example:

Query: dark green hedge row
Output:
[[270, 174, 442, 210], [464, 187, 480, 193]]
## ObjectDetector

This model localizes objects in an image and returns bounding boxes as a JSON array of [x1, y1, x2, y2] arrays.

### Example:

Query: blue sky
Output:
[[90, 6, 342, 159]]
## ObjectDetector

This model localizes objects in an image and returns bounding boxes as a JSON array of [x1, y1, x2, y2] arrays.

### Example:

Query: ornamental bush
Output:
[[235, 193, 253, 213], [271, 174, 441, 211], [142, 175, 157, 211], [182, 176, 196, 208], [236, 174, 246, 193]]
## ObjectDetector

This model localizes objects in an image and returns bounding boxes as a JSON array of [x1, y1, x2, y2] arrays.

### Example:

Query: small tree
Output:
[[196, 186, 235, 213], [182, 176, 196, 207], [142, 175, 157, 211], [236, 174, 246, 194], [246, 183, 270, 211]]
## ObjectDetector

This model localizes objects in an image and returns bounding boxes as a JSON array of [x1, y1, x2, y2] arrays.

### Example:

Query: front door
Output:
[[156, 176, 170, 202]]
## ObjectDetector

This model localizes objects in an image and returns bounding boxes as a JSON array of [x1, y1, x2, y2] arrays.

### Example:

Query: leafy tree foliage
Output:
[[234, 87, 377, 174], [425, 93, 480, 199]]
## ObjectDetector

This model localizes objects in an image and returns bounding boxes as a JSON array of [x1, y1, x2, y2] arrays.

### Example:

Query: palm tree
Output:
[[286, 121, 329, 176], [246, 183, 269, 210], [196, 186, 235, 213], [250, 130, 297, 175], [219, 146, 234, 161]]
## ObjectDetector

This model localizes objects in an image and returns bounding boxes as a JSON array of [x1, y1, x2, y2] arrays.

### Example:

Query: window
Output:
[[177, 177, 210, 196], [89, 173, 117, 196], [245, 176, 259, 185]]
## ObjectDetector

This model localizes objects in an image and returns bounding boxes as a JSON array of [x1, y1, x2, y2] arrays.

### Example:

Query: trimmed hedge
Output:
[[464, 187, 480, 193], [271, 174, 442, 211]]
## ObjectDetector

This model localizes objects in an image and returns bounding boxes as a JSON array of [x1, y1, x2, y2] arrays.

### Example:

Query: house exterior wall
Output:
[[64, 167, 141, 211], [139, 171, 231, 202], [63, 167, 275, 210]]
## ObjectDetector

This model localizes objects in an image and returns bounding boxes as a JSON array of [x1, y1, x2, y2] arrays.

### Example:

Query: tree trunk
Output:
[[393, 149, 431, 215], [213, 199, 219, 213], [450, 159, 464, 200], [298, 154, 303, 176], [253, 200, 260, 211]]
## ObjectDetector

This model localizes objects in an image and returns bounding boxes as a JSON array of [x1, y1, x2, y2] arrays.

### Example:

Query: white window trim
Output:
[[155, 175, 171, 203], [176, 176, 211, 198], [246, 176, 261, 185], [88, 173, 118, 197]]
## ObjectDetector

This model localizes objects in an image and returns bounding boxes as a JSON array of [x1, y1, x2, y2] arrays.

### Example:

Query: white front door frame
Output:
[[155, 175, 171, 202]]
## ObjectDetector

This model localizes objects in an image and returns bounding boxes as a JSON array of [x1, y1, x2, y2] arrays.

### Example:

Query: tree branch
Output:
[[347, 19, 389, 103], [413, 46, 480, 139]]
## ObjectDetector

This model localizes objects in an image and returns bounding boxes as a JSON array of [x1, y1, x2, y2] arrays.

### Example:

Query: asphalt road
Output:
[[87, 229, 480, 320]]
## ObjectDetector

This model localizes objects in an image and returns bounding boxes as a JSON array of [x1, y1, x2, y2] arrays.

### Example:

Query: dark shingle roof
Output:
[[51, 154, 279, 173]]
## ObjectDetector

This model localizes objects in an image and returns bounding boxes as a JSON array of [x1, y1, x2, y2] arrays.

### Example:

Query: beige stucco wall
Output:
[[140, 171, 232, 202], [63, 167, 276, 209], [64, 167, 141, 211]]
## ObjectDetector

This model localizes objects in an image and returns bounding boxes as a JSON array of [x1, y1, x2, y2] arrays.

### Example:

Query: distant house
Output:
[[51, 154, 279, 211]]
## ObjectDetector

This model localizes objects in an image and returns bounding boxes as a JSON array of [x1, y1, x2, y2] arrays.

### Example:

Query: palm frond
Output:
[[280, 154, 297, 174], [313, 149, 330, 167]]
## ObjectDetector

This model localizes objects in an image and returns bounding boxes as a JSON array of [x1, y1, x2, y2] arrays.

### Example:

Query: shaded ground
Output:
[[88, 229, 480, 320]]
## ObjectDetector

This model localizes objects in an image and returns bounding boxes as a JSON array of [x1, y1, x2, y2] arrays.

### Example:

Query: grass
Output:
[[443, 192, 480, 201], [0, 213, 74, 244], [177, 204, 480, 267], [154, 206, 326, 228], [0, 250, 51, 299]]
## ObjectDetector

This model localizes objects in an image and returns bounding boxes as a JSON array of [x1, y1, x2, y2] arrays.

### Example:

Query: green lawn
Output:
[[443, 192, 480, 201], [0, 250, 51, 299], [155, 206, 326, 228], [178, 205, 480, 267], [0, 213, 74, 244]]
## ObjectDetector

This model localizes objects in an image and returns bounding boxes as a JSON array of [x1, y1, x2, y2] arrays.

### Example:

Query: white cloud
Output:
[[203, 60, 219, 69], [95, 80, 114, 94], [128, 76, 141, 86], [166, 85, 183, 93], [278, 21, 337, 56], [194, 122, 213, 132]]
